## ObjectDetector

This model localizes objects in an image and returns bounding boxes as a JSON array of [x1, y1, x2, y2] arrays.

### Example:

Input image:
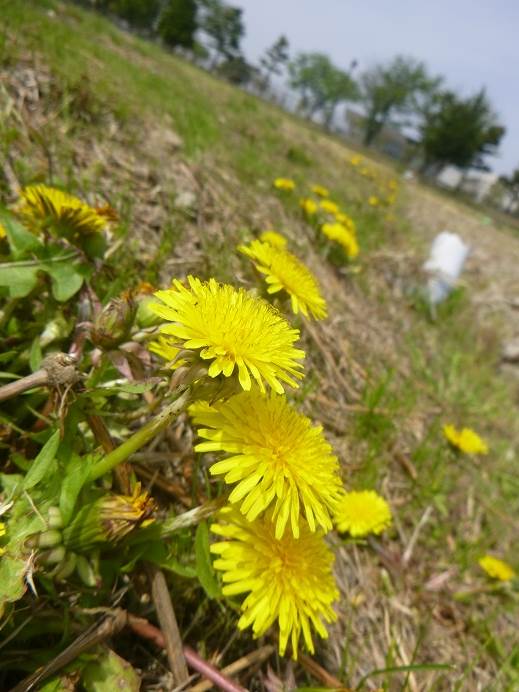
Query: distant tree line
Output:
[[83, 0, 506, 176]]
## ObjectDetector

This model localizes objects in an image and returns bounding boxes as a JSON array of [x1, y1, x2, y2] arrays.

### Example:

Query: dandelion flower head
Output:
[[211, 507, 338, 658], [319, 199, 340, 215], [479, 555, 515, 581], [368, 195, 380, 207], [311, 184, 330, 198], [273, 178, 296, 191], [443, 424, 488, 455], [334, 490, 392, 537], [151, 276, 304, 393], [239, 240, 327, 320], [259, 230, 287, 249], [299, 197, 318, 216], [321, 222, 359, 259], [334, 211, 356, 233], [191, 390, 343, 538], [350, 155, 362, 166], [19, 184, 110, 236]]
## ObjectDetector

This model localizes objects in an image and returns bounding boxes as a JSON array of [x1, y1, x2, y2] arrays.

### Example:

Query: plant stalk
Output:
[[88, 386, 191, 482]]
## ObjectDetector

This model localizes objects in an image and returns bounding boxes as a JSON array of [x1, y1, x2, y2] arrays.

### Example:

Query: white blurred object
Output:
[[403, 170, 415, 181], [423, 231, 470, 304]]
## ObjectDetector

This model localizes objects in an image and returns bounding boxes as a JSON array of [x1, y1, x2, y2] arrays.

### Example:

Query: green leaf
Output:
[[195, 521, 220, 598], [0, 554, 29, 618], [29, 336, 43, 372], [43, 260, 85, 302], [0, 209, 41, 258], [0, 263, 40, 297], [59, 453, 93, 525], [81, 648, 140, 692], [23, 429, 60, 490]]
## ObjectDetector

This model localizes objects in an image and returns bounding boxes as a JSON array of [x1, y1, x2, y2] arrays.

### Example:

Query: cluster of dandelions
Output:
[[272, 177, 360, 260], [149, 273, 392, 658]]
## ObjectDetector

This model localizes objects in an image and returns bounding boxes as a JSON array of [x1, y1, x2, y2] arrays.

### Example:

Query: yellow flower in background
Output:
[[191, 391, 343, 538], [239, 240, 327, 320], [443, 424, 488, 455], [350, 155, 362, 166], [152, 276, 304, 393], [333, 490, 392, 537], [334, 211, 356, 233], [0, 522, 5, 557], [385, 193, 397, 206], [0, 223, 6, 239], [321, 222, 359, 259], [148, 335, 183, 367], [368, 195, 380, 207], [299, 197, 318, 216], [388, 179, 398, 191], [211, 507, 338, 658], [479, 555, 515, 581], [319, 199, 340, 215], [273, 177, 296, 191], [311, 184, 330, 198], [260, 230, 288, 249], [19, 184, 112, 235]]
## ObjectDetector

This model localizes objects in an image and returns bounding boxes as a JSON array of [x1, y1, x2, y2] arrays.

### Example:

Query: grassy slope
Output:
[[3, 1, 519, 689]]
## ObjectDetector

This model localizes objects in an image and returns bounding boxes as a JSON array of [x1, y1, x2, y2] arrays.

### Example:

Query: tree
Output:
[[157, 0, 198, 49], [102, 0, 161, 29], [259, 35, 289, 92], [420, 89, 505, 172], [198, 0, 245, 66], [217, 55, 257, 85], [360, 55, 440, 146], [498, 169, 519, 213], [288, 52, 359, 129]]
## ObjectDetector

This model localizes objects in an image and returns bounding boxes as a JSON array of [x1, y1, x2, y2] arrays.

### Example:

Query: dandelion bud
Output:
[[47, 506, 64, 529], [41, 546, 66, 564], [62, 484, 155, 553], [135, 295, 162, 329], [53, 552, 77, 581], [91, 296, 136, 350], [76, 555, 98, 587], [38, 529, 62, 549]]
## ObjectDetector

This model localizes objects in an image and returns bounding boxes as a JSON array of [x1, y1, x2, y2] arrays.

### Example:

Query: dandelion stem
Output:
[[88, 386, 191, 482]]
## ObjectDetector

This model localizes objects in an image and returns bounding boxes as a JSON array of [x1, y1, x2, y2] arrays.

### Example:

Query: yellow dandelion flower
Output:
[[151, 276, 305, 394], [259, 230, 287, 249], [479, 555, 515, 581], [333, 490, 392, 537], [388, 179, 398, 191], [299, 197, 318, 216], [319, 199, 340, 215], [211, 507, 338, 658], [0, 522, 5, 538], [368, 195, 380, 207], [334, 211, 356, 233], [0, 223, 6, 239], [350, 155, 362, 166], [148, 335, 182, 366], [443, 424, 488, 455], [321, 222, 359, 259], [239, 240, 327, 320], [19, 184, 111, 236], [191, 391, 343, 538], [311, 184, 330, 198], [273, 178, 296, 191]]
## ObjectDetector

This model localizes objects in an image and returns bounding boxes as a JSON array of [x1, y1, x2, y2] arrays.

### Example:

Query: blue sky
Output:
[[233, 0, 518, 174]]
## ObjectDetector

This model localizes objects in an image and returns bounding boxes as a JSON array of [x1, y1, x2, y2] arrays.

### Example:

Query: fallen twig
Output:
[[146, 564, 189, 685], [189, 645, 275, 692]]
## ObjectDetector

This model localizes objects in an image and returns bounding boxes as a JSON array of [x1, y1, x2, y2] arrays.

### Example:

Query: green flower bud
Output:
[[47, 506, 64, 529], [53, 552, 77, 581], [76, 555, 98, 587], [38, 529, 62, 549], [42, 546, 66, 564], [91, 296, 136, 350], [136, 295, 162, 328], [62, 484, 155, 553]]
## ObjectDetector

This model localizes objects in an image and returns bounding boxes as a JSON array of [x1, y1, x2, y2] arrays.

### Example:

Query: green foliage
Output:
[[289, 52, 359, 128], [158, 0, 198, 49], [259, 34, 289, 92], [81, 648, 140, 691], [421, 88, 505, 171], [103, 0, 160, 29], [360, 55, 440, 145], [198, 0, 244, 64]]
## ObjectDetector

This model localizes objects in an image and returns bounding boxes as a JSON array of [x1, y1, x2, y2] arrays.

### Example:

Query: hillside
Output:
[[2, 2, 519, 690]]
